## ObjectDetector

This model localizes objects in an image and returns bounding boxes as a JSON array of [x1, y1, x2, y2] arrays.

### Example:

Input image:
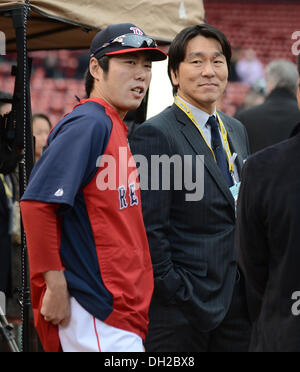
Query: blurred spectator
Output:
[[0, 94, 19, 352], [44, 53, 62, 79], [236, 59, 300, 154], [32, 114, 52, 163], [0, 91, 12, 115], [0, 101, 45, 351], [0, 101, 11, 115], [0, 173, 15, 296], [229, 47, 242, 82], [0, 96, 14, 303], [235, 88, 265, 115], [236, 49, 264, 86]]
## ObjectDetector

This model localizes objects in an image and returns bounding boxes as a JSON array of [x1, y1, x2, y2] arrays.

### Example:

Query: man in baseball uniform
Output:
[[20, 23, 167, 352]]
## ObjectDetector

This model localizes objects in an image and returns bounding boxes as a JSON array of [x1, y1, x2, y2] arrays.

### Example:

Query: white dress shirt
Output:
[[178, 96, 240, 184]]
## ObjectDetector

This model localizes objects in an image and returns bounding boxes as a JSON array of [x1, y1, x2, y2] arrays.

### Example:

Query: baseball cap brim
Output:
[[105, 48, 167, 62]]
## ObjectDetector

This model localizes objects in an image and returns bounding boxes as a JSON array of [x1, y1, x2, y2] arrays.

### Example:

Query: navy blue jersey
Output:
[[21, 98, 154, 351]]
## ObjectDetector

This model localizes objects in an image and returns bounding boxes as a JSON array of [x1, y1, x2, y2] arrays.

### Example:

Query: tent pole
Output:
[[12, 4, 34, 353]]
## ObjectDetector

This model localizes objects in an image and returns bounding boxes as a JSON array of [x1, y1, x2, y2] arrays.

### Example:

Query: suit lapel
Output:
[[173, 105, 235, 210]]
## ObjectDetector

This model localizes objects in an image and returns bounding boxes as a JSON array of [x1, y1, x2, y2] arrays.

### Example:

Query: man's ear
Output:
[[170, 69, 179, 89], [89, 57, 102, 81]]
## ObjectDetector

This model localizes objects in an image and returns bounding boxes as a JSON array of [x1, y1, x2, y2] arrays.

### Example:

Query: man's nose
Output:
[[201, 61, 216, 77], [135, 64, 148, 80]]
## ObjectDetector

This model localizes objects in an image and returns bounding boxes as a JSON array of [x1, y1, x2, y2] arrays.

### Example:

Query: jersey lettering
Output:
[[129, 183, 139, 207], [118, 184, 139, 210], [118, 186, 128, 210]]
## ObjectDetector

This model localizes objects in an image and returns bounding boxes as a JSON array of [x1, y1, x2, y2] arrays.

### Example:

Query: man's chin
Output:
[[126, 102, 144, 112]]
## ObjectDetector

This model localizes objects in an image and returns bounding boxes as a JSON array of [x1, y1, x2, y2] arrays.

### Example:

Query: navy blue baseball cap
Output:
[[90, 23, 167, 62]]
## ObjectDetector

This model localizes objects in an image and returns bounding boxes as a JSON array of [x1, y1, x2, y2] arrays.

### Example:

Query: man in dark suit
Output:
[[236, 55, 300, 352], [236, 59, 300, 154], [130, 24, 251, 352]]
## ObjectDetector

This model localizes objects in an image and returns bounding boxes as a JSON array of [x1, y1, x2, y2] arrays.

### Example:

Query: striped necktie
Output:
[[207, 116, 233, 187]]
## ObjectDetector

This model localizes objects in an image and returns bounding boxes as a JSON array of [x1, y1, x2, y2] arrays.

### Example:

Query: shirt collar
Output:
[[177, 95, 217, 129]]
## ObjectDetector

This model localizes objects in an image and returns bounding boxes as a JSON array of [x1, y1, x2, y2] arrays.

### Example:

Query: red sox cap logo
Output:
[[130, 27, 144, 36]]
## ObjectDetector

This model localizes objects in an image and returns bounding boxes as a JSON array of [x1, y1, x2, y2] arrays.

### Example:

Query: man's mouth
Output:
[[132, 87, 144, 95], [200, 83, 218, 87]]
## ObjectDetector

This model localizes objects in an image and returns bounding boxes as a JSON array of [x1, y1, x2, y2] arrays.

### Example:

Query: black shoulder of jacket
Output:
[[290, 122, 300, 137]]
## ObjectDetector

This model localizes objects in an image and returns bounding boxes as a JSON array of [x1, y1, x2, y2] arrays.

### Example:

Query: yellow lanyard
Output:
[[174, 96, 234, 173], [0, 174, 13, 199]]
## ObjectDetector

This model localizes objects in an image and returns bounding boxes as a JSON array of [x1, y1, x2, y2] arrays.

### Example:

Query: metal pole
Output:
[[12, 3, 34, 353]]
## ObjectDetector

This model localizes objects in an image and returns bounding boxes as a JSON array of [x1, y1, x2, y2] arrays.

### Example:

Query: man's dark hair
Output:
[[168, 24, 232, 95], [85, 56, 110, 97], [298, 54, 300, 75]]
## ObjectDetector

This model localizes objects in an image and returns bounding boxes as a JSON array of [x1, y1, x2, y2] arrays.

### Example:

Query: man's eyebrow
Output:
[[187, 51, 225, 59]]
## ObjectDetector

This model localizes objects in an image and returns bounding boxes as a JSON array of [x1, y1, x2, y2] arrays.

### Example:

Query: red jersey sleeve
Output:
[[20, 200, 64, 352], [20, 200, 64, 276]]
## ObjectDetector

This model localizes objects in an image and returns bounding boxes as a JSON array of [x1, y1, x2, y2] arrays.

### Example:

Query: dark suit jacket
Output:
[[236, 124, 300, 352], [130, 104, 250, 334], [236, 88, 300, 154]]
